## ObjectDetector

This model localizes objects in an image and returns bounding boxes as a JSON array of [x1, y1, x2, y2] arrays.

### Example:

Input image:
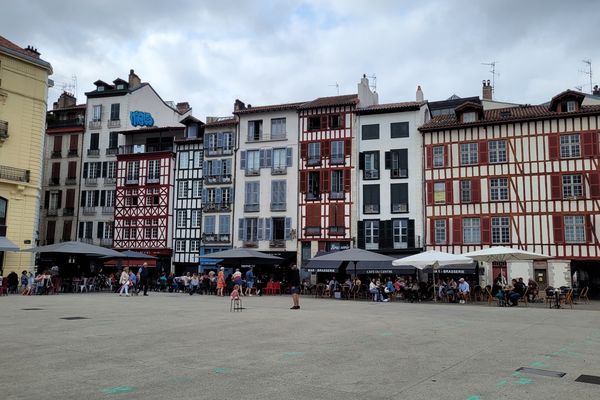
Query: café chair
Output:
[[578, 287, 590, 304]]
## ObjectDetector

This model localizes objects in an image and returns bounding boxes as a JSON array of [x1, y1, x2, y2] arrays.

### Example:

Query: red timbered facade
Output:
[[298, 95, 358, 263], [113, 127, 184, 266], [421, 90, 600, 289]]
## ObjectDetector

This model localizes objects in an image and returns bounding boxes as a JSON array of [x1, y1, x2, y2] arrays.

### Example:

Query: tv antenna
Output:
[[367, 74, 377, 92], [481, 61, 499, 93], [329, 82, 340, 95], [580, 59, 593, 93]]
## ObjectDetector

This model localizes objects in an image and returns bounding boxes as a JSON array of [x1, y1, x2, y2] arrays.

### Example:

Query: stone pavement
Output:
[[1, 293, 599, 400]]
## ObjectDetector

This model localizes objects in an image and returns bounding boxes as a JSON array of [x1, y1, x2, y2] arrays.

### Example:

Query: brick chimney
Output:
[[593, 85, 600, 96], [234, 99, 246, 111], [176, 102, 190, 113], [482, 80, 493, 100], [128, 69, 141, 89], [24, 45, 40, 58], [416, 85, 424, 102], [53, 92, 76, 109]]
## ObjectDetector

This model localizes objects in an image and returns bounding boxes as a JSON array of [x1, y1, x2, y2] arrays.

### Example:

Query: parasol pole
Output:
[[433, 261, 439, 303]]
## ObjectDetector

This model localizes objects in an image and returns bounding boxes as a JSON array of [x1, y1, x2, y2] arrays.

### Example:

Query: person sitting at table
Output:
[[328, 277, 339, 295], [508, 279, 522, 306], [446, 278, 457, 303], [527, 278, 539, 302], [369, 278, 383, 302], [458, 278, 470, 304], [384, 278, 395, 298]]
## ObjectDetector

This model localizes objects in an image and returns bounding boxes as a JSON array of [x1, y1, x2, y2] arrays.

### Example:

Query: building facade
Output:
[[421, 90, 600, 291], [199, 116, 237, 270], [79, 70, 190, 247], [40, 92, 85, 246], [0, 36, 52, 275], [234, 101, 301, 266], [173, 116, 205, 274]]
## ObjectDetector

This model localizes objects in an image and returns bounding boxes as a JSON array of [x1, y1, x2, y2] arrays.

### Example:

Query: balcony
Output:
[[119, 144, 173, 154], [271, 167, 287, 175], [147, 176, 160, 184], [330, 192, 345, 200], [0, 165, 30, 183], [126, 178, 139, 185], [108, 119, 121, 128], [392, 203, 408, 213], [305, 227, 321, 236], [49, 177, 60, 186], [307, 157, 321, 166], [82, 207, 96, 215], [104, 177, 116, 185], [102, 206, 114, 215], [100, 238, 113, 247], [63, 208, 74, 216], [391, 168, 408, 178], [79, 238, 94, 244], [270, 202, 286, 212], [242, 240, 258, 248], [269, 239, 286, 248], [47, 208, 58, 216], [47, 118, 84, 129], [328, 226, 345, 236], [65, 177, 77, 185], [106, 148, 118, 156], [87, 149, 100, 157], [85, 178, 98, 186], [245, 168, 260, 177], [202, 202, 232, 213], [67, 149, 78, 157], [88, 120, 101, 129], [244, 203, 260, 212], [205, 174, 232, 184], [365, 170, 379, 179], [51, 150, 62, 158], [202, 233, 231, 243], [330, 154, 345, 165], [306, 192, 321, 201], [364, 204, 380, 214]]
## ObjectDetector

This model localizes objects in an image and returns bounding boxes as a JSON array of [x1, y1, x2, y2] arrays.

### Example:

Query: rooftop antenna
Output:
[[574, 85, 583, 92], [329, 82, 339, 95], [367, 74, 377, 92], [580, 59, 593, 93], [481, 61, 499, 95]]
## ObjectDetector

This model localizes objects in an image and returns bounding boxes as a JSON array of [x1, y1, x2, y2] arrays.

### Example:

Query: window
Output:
[[147, 160, 160, 181], [223, 132, 233, 150], [107, 162, 116, 179], [92, 105, 102, 122], [192, 180, 202, 198], [492, 217, 510, 244], [463, 218, 480, 244], [307, 142, 320, 165], [364, 220, 379, 250], [331, 141, 344, 164], [88, 162, 100, 179], [434, 182, 446, 204], [49, 191, 60, 211], [460, 143, 478, 165], [390, 149, 408, 178], [175, 240, 186, 252], [364, 152, 379, 179], [363, 185, 380, 214], [271, 180, 286, 210], [433, 146, 444, 168], [562, 174, 583, 199], [307, 172, 320, 200], [191, 210, 201, 228], [488, 140, 507, 163], [329, 114, 343, 129], [176, 210, 187, 228], [391, 122, 409, 138], [564, 215, 585, 243], [246, 150, 260, 174], [560, 134, 580, 158], [179, 152, 189, 169], [434, 220, 446, 244], [105, 190, 115, 207], [178, 181, 189, 198], [272, 217, 286, 240], [566, 100, 576, 112], [89, 133, 99, 150], [219, 215, 230, 234], [308, 116, 321, 130], [109, 132, 118, 149], [490, 178, 509, 201], [221, 188, 231, 205], [271, 118, 286, 138], [126, 161, 140, 182], [393, 219, 408, 249], [272, 148, 287, 171], [462, 111, 476, 123], [460, 181, 472, 203], [204, 216, 216, 234], [244, 181, 260, 211], [331, 170, 343, 198], [391, 183, 408, 213], [103, 223, 113, 239], [193, 151, 203, 168], [110, 103, 120, 120], [190, 240, 200, 252], [248, 120, 262, 141], [362, 124, 379, 140], [246, 218, 258, 242], [78, 221, 93, 239], [206, 188, 216, 204]]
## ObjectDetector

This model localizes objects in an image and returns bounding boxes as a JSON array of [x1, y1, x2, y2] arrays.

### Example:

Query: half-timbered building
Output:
[[421, 89, 600, 291]]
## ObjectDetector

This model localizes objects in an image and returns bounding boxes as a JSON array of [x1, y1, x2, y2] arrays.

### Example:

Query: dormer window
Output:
[[566, 100, 576, 112], [116, 84, 125, 90], [462, 112, 476, 123], [97, 86, 104, 92]]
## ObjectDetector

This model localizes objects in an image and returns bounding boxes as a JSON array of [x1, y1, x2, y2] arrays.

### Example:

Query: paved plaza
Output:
[[1, 293, 599, 400]]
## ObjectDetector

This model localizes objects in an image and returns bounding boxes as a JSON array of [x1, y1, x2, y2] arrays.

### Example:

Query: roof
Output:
[[355, 101, 426, 115], [115, 126, 184, 135], [205, 117, 238, 128], [0, 35, 52, 73], [549, 89, 585, 111], [234, 101, 305, 115], [298, 94, 359, 110], [420, 103, 600, 131], [428, 96, 480, 112]]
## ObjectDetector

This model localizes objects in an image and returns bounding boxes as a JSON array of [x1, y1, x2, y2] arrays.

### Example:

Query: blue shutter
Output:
[[285, 217, 292, 240], [257, 218, 264, 240], [271, 181, 277, 205], [202, 188, 207, 203], [281, 181, 286, 205], [215, 160, 222, 176], [238, 219, 245, 241], [203, 161, 208, 176], [244, 182, 251, 205], [217, 132, 224, 148], [259, 149, 266, 168], [286, 147, 293, 167], [240, 151, 246, 170], [265, 149, 273, 168], [265, 218, 272, 240], [215, 188, 222, 203]]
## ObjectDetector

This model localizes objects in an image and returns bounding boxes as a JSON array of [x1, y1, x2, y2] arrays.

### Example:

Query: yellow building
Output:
[[0, 36, 52, 276]]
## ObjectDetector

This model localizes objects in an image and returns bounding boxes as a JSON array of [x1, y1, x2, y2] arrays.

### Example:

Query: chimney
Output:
[[176, 102, 190, 113], [128, 69, 141, 89], [56, 92, 76, 109], [482, 80, 493, 101], [416, 85, 424, 102], [234, 99, 246, 111], [357, 74, 378, 108], [24, 45, 40, 58], [593, 85, 600, 96]]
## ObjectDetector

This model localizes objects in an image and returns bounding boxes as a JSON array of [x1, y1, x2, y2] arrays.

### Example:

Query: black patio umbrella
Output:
[[199, 248, 282, 265], [307, 248, 398, 277], [102, 250, 158, 269], [22, 241, 124, 257]]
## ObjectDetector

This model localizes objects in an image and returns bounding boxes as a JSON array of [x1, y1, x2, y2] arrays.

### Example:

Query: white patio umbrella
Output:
[[461, 246, 551, 262], [393, 250, 473, 302]]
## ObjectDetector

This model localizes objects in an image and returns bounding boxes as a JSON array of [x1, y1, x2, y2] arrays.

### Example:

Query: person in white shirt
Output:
[[458, 278, 470, 304]]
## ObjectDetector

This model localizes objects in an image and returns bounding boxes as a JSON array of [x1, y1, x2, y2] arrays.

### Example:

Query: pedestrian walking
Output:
[[118, 267, 130, 297], [138, 262, 149, 296], [216, 267, 226, 296], [245, 267, 254, 296], [289, 264, 300, 310]]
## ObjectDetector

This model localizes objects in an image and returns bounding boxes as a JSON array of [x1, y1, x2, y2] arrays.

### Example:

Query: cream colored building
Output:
[[0, 36, 52, 275]]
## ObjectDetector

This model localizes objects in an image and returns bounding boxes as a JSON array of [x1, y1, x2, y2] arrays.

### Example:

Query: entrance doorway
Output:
[[492, 261, 507, 283]]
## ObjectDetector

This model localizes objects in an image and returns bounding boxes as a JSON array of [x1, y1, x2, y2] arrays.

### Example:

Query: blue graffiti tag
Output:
[[130, 111, 154, 127]]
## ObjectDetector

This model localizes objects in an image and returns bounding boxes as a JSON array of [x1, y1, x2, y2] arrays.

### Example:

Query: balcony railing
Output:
[[202, 233, 231, 243], [364, 204, 380, 214], [68, 149, 78, 157], [100, 238, 113, 247], [245, 168, 260, 177], [108, 119, 121, 128], [47, 208, 58, 216], [87, 149, 100, 157], [307, 157, 321, 166], [126, 178, 139, 185], [270, 202, 286, 211], [392, 203, 408, 213], [47, 118, 84, 129], [242, 240, 258, 248], [328, 226, 345, 235], [119, 144, 173, 154], [63, 208, 74, 216], [305, 227, 321, 236], [330, 154, 345, 165], [271, 167, 287, 175], [88, 121, 101, 129], [205, 174, 232, 184], [147, 177, 160, 184], [106, 148, 118, 156], [365, 170, 379, 179], [306, 192, 321, 201], [49, 177, 60, 186], [269, 239, 286, 248], [82, 207, 96, 215], [104, 177, 116, 185], [330, 192, 345, 200], [391, 168, 408, 178], [51, 150, 62, 158], [244, 203, 260, 212], [102, 206, 114, 215], [0, 165, 30, 183], [79, 238, 94, 244], [202, 202, 232, 213], [65, 177, 77, 185], [85, 178, 98, 186]]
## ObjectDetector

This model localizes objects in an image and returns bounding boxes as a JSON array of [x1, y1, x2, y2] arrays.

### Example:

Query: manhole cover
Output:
[[21, 308, 44, 310], [575, 375, 600, 385], [516, 367, 566, 378], [60, 317, 89, 320]]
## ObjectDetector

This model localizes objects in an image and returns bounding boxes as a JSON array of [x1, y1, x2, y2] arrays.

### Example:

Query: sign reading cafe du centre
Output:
[[130, 111, 154, 127]]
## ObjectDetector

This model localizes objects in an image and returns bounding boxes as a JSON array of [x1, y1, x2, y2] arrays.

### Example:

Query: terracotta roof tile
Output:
[[355, 101, 425, 115], [205, 118, 238, 128], [298, 94, 359, 110], [235, 102, 305, 115], [0, 35, 37, 58], [421, 104, 600, 131]]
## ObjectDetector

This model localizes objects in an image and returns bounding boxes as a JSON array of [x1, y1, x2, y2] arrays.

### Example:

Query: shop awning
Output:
[[422, 263, 477, 275], [355, 261, 417, 275], [0, 236, 20, 251], [304, 260, 343, 273]]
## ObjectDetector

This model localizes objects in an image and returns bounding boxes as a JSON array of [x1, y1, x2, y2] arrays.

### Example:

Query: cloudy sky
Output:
[[2, 0, 598, 117]]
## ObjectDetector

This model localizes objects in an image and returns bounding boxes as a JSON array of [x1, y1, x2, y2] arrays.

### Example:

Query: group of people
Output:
[[0, 270, 59, 295], [117, 263, 150, 297], [490, 274, 537, 306]]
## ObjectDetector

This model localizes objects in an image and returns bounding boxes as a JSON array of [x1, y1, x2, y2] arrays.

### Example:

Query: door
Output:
[[534, 269, 547, 289]]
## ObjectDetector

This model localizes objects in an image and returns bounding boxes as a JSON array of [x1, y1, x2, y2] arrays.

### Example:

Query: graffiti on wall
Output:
[[130, 111, 154, 127]]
